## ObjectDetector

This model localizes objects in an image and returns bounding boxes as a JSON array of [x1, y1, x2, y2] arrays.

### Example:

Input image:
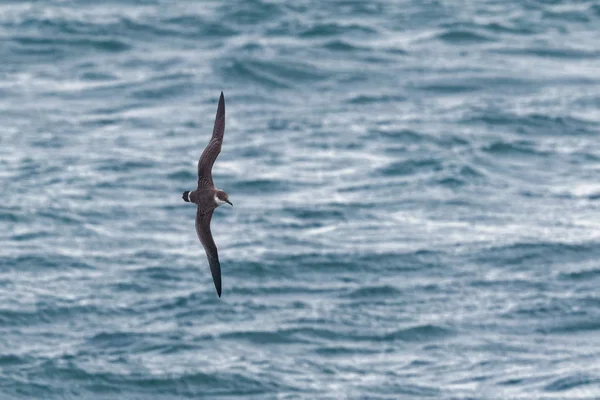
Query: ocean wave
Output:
[[3, 0, 600, 398]]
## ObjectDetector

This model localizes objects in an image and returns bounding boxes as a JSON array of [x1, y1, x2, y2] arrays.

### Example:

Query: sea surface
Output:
[[2, 1, 600, 399]]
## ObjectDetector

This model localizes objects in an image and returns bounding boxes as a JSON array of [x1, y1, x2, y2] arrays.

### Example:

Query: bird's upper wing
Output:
[[195, 208, 222, 297], [197, 92, 225, 189]]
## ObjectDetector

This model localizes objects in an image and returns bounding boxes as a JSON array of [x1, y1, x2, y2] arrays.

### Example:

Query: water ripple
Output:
[[3, 0, 600, 398]]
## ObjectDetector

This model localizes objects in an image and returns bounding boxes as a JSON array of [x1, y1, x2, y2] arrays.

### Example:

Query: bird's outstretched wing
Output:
[[195, 208, 222, 297], [197, 92, 225, 189]]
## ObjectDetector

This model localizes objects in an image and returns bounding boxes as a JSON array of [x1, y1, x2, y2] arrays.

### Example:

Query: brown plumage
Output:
[[182, 92, 232, 297]]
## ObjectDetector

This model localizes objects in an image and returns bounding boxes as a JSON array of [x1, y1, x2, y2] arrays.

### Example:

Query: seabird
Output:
[[182, 92, 232, 297]]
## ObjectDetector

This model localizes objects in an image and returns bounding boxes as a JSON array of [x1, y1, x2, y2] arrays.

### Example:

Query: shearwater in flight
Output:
[[182, 92, 232, 297]]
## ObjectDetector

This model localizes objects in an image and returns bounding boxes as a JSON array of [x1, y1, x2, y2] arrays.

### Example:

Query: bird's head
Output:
[[215, 190, 233, 207], [182, 191, 191, 202]]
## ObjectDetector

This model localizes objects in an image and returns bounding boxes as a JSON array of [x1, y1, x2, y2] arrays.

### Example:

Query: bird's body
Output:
[[186, 188, 227, 213], [182, 92, 232, 297]]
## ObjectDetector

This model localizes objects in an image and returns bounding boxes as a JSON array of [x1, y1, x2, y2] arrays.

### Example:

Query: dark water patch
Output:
[[414, 82, 479, 94], [132, 250, 166, 261], [471, 279, 547, 293], [468, 110, 598, 136], [431, 164, 485, 188], [314, 345, 381, 356], [12, 35, 131, 53], [94, 159, 156, 173], [472, 242, 599, 268], [526, 114, 597, 134], [220, 58, 327, 89], [116, 17, 195, 41], [119, 56, 185, 72], [259, 250, 445, 279], [457, 164, 479, 176], [221, 59, 291, 89], [32, 357, 275, 397], [286, 327, 351, 342], [342, 284, 402, 299], [542, 9, 590, 24], [11, 230, 52, 241], [539, 319, 600, 335], [347, 94, 407, 104], [559, 268, 600, 281], [86, 331, 159, 351], [163, 16, 238, 38], [122, 372, 283, 397], [439, 20, 539, 36], [322, 39, 364, 52], [370, 129, 469, 150], [381, 324, 454, 342], [83, 117, 120, 127], [0, 304, 105, 327], [12, 15, 160, 44], [333, 2, 384, 15], [0, 208, 23, 223], [498, 375, 548, 387], [481, 21, 539, 35], [34, 359, 130, 395], [266, 117, 296, 131], [237, 144, 283, 160], [501, 297, 578, 320], [234, 42, 265, 55], [0, 354, 33, 367], [483, 140, 546, 157], [544, 373, 597, 392], [220, 330, 305, 345], [144, 292, 206, 313], [468, 75, 534, 91], [434, 176, 466, 188], [1, 254, 94, 271], [131, 81, 194, 101], [491, 47, 599, 60], [232, 178, 292, 194], [231, 283, 331, 297], [167, 169, 196, 181], [30, 135, 66, 149], [130, 266, 182, 285], [108, 281, 151, 294], [79, 71, 118, 82], [299, 22, 377, 38], [373, 382, 441, 397], [386, 46, 408, 55], [224, 0, 283, 25], [378, 158, 443, 177], [280, 207, 347, 223], [435, 30, 495, 44], [226, 260, 301, 282], [1, 382, 62, 400], [8, 42, 66, 63]]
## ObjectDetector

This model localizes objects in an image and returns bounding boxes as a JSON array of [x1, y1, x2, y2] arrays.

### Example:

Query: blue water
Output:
[[2, 0, 600, 398]]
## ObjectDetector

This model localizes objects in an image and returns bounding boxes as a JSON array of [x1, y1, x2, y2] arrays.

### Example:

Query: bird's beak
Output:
[[226, 200, 233, 206]]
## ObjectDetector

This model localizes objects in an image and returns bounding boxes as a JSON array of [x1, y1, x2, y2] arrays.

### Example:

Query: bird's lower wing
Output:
[[195, 209, 222, 297]]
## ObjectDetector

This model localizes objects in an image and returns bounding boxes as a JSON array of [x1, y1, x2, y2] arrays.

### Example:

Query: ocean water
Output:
[[2, 0, 600, 398]]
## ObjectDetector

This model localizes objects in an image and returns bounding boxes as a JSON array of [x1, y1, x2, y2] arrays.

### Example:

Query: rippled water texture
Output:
[[2, 1, 600, 398]]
